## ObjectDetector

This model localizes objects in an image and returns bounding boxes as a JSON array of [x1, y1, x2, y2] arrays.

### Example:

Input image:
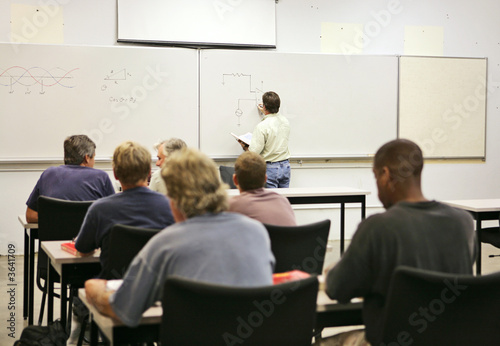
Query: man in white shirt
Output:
[[149, 138, 186, 194], [238, 91, 291, 188]]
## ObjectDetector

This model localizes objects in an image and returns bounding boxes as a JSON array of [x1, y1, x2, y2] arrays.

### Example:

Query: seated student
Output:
[[25, 134, 115, 223], [229, 151, 296, 226], [84, 148, 275, 327], [149, 137, 187, 195], [74, 141, 175, 277], [322, 139, 476, 346]]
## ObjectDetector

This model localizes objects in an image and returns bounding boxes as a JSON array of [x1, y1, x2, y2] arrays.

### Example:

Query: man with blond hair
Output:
[[149, 137, 187, 194], [84, 148, 275, 327], [75, 141, 174, 276], [229, 151, 296, 226]]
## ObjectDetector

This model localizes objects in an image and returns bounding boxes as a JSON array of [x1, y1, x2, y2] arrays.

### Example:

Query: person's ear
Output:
[[381, 166, 397, 192], [232, 174, 238, 187], [170, 199, 186, 223], [82, 154, 90, 165]]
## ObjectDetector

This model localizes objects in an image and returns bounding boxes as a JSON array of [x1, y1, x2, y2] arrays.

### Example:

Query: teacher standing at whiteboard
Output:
[[239, 91, 291, 188]]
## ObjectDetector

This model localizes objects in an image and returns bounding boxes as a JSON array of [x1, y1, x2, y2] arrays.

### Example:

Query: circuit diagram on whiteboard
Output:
[[222, 73, 264, 126]]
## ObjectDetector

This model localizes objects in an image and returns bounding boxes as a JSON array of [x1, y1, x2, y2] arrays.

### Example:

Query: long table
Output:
[[78, 287, 363, 345], [443, 199, 500, 275], [41, 240, 101, 330], [227, 187, 370, 255], [18, 215, 38, 325]]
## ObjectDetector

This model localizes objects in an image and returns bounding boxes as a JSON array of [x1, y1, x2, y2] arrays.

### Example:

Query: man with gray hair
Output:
[[25, 134, 115, 222], [149, 138, 187, 194]]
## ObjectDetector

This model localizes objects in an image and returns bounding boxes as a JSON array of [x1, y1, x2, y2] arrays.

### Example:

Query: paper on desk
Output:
[[106, 280, 123, 291]]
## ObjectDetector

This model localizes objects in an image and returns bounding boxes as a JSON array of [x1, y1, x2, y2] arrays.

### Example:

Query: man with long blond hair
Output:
[[84, 148, 275, 327]]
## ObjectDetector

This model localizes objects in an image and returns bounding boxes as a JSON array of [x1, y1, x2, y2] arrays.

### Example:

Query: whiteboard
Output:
[[117, 0, 276, 48], [200, 50, 399, 158], [399, 56, 487, 158], [0, 43, 199, 159]]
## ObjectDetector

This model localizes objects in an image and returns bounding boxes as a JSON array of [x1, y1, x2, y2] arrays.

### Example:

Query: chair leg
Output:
[[38, 291, 46, 326], [77, 316, 87, 346]]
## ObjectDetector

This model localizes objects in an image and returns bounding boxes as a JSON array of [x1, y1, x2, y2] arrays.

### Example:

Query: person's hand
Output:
[[257, 103, 264, 114], [237, 140, 249, 151]]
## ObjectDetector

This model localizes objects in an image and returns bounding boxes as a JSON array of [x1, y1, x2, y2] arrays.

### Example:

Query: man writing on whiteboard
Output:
[[238, 91, 291, 188]]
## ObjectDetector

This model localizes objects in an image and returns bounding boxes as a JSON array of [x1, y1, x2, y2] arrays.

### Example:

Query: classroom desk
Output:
[[18, 215, 38, 325], [227, 187, 370, 255], [443, 199, 500, 275], [78, 287, 363, 346], [41, 240, 101, 330]]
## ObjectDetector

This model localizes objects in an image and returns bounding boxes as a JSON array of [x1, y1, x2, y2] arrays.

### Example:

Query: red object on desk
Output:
[[60, 242, 79, 256], [273, 270, 310, 285]]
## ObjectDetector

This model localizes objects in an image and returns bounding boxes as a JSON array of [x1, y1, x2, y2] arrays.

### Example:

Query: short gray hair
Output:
[[64, 135, 96, 165]]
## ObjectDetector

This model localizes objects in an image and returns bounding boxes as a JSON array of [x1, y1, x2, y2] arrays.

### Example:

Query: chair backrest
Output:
[[379, 266, 500, 346], [100, 224, 161, 279], [219, 165, 237, 189], [37, 196, 93, 273], [161, 275, 318, 346], [264, 219, 330, 275]]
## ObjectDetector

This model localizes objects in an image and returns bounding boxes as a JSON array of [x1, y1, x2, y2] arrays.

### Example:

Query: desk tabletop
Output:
[[443, 199, 500, 212], [41, 240, 100, 265], [18, 214, 38, 229], [78, 285, 355, 344], [227, 187, 371, 198], [79, 288, 162, 343]]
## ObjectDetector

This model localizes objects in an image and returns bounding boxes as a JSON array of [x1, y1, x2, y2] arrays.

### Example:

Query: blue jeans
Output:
[[266, 160, 291, 188]]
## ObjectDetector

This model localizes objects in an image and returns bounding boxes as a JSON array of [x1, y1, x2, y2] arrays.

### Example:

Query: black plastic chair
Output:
[[37, 196, 93, 325], [100, 224, 161, 279], [378, 266, 500, 346], [75, 224, 161, 346], [161, 275, 319, 345], [219, 165, 237, 189], [479, 227, 500, 254], [263, 219, 331, 275]]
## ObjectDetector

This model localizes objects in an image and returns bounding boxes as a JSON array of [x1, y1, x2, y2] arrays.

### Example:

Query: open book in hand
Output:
[[231, 132, 252, 146]]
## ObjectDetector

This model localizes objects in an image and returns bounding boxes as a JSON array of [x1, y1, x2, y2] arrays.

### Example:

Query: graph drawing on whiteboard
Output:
[[0, 66, 78, 94]]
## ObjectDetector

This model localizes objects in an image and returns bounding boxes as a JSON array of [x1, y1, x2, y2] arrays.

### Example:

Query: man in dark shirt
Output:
[[323, 139, 475, 346], [75, 141, 175, 276], [25, 134, 115, 222]]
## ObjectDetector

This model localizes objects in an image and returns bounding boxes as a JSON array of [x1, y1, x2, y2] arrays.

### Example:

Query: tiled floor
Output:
[[1, 241, 500, 345]]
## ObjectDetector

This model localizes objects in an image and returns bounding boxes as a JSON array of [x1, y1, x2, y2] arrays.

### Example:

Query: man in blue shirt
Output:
[[25, 134, 115, 223], [75, 141, 175, 277]]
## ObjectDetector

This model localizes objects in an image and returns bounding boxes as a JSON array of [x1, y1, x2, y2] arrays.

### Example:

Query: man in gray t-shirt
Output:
[[84, 148, 275, 327], [323, 139, 475, 346]]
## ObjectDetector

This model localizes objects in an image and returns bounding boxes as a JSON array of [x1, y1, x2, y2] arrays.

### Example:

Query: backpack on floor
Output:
[[13, 320, 67, 346]]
